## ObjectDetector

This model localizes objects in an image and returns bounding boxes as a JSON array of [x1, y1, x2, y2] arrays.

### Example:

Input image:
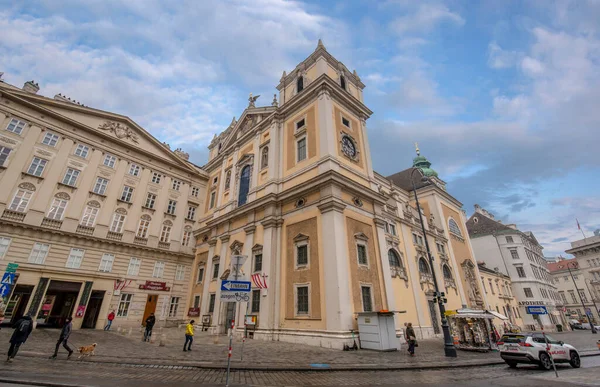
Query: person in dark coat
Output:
[[144, 313, 156, 342], [7, 314, 33, 362], [405, 322, 417, 356], [50, 316, 74, 359]]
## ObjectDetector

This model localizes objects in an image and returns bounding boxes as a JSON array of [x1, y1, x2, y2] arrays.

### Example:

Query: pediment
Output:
[[219, 110, 272, 152]]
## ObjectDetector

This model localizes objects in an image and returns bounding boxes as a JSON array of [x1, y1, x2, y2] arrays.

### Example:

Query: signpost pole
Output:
[[542, 330, 559, 378], [225, 318, 235, 387], [241, 302, 250, 361]]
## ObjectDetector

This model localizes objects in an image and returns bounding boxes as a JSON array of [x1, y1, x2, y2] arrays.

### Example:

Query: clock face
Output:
[[341, 136, 356, 158]]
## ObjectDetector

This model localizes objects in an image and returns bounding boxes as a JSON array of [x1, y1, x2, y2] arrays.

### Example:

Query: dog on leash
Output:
[[77, 343, 97, 359]]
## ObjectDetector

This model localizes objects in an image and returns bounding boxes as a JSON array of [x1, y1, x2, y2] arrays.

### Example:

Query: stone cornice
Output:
[[317, 198, 346, 214], [207, 237, 218, 247], [219, 234, 231, 243], [243, 224, 257, 235]]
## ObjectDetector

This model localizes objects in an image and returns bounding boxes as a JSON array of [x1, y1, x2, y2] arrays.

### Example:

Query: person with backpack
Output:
[[144, 313, 155, 342], [50, 316, 74, 359], [6, 314, 33, 362], [104, 310, 115, 331], [183, 320, 194, 351]]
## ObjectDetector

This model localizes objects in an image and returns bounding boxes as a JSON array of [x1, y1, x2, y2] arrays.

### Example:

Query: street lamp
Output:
[[558, 261, 597, 334], [410, 168, 457, 357]]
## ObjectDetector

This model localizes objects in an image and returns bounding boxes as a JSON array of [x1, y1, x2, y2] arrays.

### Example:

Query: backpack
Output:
[[18, 319, 31, 333]]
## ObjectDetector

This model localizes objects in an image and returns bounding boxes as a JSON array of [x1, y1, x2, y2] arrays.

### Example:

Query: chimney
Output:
[[23, 80, 40, 94]]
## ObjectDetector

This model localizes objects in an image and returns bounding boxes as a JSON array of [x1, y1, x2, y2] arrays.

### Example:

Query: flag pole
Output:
[[577, 218, 587, 241]]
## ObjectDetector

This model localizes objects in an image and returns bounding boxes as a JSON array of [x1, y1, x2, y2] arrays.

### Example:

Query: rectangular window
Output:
[[212, 263, 220, 279], [296, 118, 305, 130], [296, 285, 309, 315], [510, 250, 519, 259], [74, 144, 89, 158], [145, 193, 156, 209], [524, 288, 534, 298], [361, 286, 373, 312], [65, 248, 85, 269], [6, 118, 26, 134], [187, 206, 196, 220], [208, 293, 216, 313], [136, 218, 150, 238], [559, 292, 567, 304], [253, 254, 263, 273], [62, 168, 80, 186], [121, 186, 134, 202], [197, 266, 205, 283], [193, 295, 201, 309], [127, 257, 141, 276], [42, 132, 59, 147], [389, 223, 397, 236], [172, 179, 181, 191], [297, 137, 307, 162], [182, 230, 193, 247], [191, 186, 199, 197], [516, 266, 526, 278], [47, 198, 68, 220], [568, 290, 577, 303], [27, 157, 47, 176], [209, 192, 216, 209], [251, 289, 261, 313], [80, 206, 99, 227], [175, 264, 185, 281], [117, 293, 132, 317], [99, 253, 115, 272], [93, 177, 109, 195], [9, 189, 33, 212], [578, 289, 588, 303], [167, 200, 177, 215], [506, 236, 514, 243], [153, 261, 165, 278], [0, 146, 11, 166], [110, 213, 126, 233], [297, 245, 308, 266], [0, 237, 11, 259], [28, 242, 49, 264], [151, 172, 162, 184], [128, 163, 141, 176], [160, 225, 171, 243], [342, 117, 350, 128], [169, 297, 180, 318], [357, 244, 368, 265], [103, 154, 117, 168]]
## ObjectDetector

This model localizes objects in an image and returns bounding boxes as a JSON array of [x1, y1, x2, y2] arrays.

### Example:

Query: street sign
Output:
[[221, 280, 251, 292], [527, 305, 548, 315], [229, 255, 248, 280], [1, 272, 15, 286], [220, 291, 250, 302], [5, 263, 18, 273], [0, 283, 11, 297]]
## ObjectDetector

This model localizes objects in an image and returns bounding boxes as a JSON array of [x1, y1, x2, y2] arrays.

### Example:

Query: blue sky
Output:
[[1, 0, 599, 257]]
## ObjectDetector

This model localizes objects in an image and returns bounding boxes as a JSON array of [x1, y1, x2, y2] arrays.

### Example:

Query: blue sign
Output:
[[0, 283, 11, 297], [527, 306, 548, 315], [1, 272, 15, 286], [220, 280, 251, 292]]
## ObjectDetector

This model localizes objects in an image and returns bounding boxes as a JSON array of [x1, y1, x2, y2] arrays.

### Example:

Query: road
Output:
[[1, 355, 599, 386]]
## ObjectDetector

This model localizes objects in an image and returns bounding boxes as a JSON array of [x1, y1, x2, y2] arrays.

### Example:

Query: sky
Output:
[[1, 0, 599, 257]]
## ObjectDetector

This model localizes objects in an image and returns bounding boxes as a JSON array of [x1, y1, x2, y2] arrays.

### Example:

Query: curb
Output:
[[0, 378, 84, 387]]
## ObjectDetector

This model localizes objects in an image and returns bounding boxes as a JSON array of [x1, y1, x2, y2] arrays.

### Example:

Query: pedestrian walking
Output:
[[6, 314, 33, 362], [50, 317, 74, 359], [144, 313, 156, 342], [104, 310, 115, 331], [406, 322, 417, 356], [183, 319, 195, 351]]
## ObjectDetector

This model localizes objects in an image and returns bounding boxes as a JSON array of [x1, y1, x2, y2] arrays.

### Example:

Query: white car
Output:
[[499, 333, 581, 370]]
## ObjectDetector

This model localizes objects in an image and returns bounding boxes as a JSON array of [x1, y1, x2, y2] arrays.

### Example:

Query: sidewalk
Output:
[[2, 327, 599, 371]]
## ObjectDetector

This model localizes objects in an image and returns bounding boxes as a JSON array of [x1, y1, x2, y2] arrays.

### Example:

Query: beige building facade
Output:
[[477, 263, 524, 331]]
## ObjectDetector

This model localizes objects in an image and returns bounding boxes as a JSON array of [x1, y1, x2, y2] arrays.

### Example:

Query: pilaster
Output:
[[374, 217, 396, 312], [317, 87, 336, 158], [214, 234, 230, 330], [399, 225, 427, 329], [235, 223, 255, 328], [200, 239, 217, 319]]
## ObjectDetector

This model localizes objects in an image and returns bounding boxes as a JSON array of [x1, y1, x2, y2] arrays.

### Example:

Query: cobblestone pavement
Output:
[[1, 327, 597, 370]]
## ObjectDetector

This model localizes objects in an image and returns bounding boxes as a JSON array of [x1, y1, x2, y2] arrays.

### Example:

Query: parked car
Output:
[[580, 323, 600, 330], [498, 333, 581, 370]]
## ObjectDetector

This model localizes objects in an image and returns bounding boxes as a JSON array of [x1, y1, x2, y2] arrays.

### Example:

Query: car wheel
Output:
[[538, 352, 552, 370], [569, 351, 581, 368], [506, 361, 517, 368]]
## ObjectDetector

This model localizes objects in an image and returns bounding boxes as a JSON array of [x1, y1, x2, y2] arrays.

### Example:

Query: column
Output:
[[374, 218, 396, 312], [399, 226, 427, 330], [236, 224, 255, 329], [26, 277, 50, 328], [259, 218, 276, 330], [214, 234, 230, 331], [200, 239, 218, 319], [267, 123, 278, 181]]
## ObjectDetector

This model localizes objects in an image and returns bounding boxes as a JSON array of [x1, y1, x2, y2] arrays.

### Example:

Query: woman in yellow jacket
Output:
[[183, 320, 195, 351]]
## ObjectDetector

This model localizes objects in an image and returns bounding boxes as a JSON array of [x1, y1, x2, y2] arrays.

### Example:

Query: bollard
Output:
[[159, 334, 166, 347]]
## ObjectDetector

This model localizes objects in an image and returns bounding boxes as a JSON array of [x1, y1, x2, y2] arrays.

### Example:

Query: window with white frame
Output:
[[93, 177, 109, 195], [389, 223, 397, 236], [120, 186, 134, 202], [296, 137, 307, 162], [357, 243, 368, 266], [388, 249, 402, 268], [127, 257, 141, 276], [578, 289, 588, 303], [448, 218, 462, 237], [187, 206, 196, 220], [99, 253, 114, 272], [6, 118, 26, 134], [182, 229, 193, 247], [110, 212, 126, 233], [506, 236, 514, 243], [74, 144, 89, 158], [191, 186, 199, 197], [117, 293, 133, 317], [0, 146, 11, 167], [27, 157, 47, 176], [193, 295, 201, 308], [136, 217, 150, 238], [516, 266, 526, 278], [197, 266, 205, 283], [295, 285, 309, 315], [42, 132, 59, 147], [9, 188, 33, 212], [0, 237, 12, 259], [153, 261, 165, 278], [412, 233, 424, 246], [361, 285, 373, 312], [212, 262, 220, 279], [436, 243, 446, 254], [62, 168, 80, 186], [128, 163, 141, 176], [103, 154, 117, 168], [510, 249, 520, 259], [160, 224, 171, 243], [208, 293, 216, 312], [524, 287, 534, 298], [167, 200, 177, 215], [144, 192, 156, 209], [209, 192, 216, 209], [28, 242, 49, 264], [65, 248, 85, 269], [175, 264, 185, 281], [253, 253, 263, 273], [251, 289, 261, 313], [296, 118, 306, 131], [151, 172, 162, 184], [295, 236, 309, 268], [80, 206, 99, 227], [172, 179, 181, 191], [169, 296, 180, 317], [47, 198, 68, 220]]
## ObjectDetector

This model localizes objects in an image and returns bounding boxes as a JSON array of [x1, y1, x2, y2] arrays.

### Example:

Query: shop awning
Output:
[[488, 310, 508, 320], [446, 308, 495, 320]]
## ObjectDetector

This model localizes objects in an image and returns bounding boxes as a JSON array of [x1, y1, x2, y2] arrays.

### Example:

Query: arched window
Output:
[[418, 258, 430, 274], [388, 249, 402, 268], [340, 75, 346, 90], [238, 165, 251, 206], [442, 264, 453, 279], [297, 76, 304, 93], [261, 147, 269, 169], [448, 218, 462, 237]]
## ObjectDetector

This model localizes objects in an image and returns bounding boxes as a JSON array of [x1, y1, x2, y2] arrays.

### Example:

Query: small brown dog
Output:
[[77, 343, 97, 359]]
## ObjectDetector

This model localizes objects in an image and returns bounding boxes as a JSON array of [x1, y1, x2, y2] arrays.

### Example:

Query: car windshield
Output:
[[500, 335, 527, 343]]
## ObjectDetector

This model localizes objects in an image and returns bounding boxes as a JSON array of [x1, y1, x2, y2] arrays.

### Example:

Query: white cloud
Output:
[[390, 3, 464, 35], [492, 95, 531, 121], [487, 41, 521, 69], [520, 57, 545, 76]]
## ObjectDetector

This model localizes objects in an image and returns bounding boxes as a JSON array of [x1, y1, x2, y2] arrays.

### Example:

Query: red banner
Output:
[[188, 307, 200, 317], [139, 281, 170, 291]]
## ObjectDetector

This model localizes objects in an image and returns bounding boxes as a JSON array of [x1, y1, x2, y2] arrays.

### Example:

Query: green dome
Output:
[[412, 152, 438, 178]]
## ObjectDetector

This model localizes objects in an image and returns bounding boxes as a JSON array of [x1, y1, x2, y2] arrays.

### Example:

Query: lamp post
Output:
[[558, 261, 596, 334], [410, 168, 457, 357]]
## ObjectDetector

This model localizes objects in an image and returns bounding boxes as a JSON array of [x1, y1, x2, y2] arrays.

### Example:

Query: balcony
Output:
[[158, 241, 171, 250], [107, 231, 123, 241], [134, 236, 148, 245], [1, 209, 25, 222], [76, 224, 95, 236], [41, 217, 62, 229]]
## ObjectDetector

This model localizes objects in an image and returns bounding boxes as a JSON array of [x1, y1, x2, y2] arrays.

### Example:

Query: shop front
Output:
[[447, 308, 504, 352]]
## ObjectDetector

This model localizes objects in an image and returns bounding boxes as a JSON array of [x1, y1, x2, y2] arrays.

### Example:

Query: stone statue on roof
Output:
[[248, 93, 260, 108]]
